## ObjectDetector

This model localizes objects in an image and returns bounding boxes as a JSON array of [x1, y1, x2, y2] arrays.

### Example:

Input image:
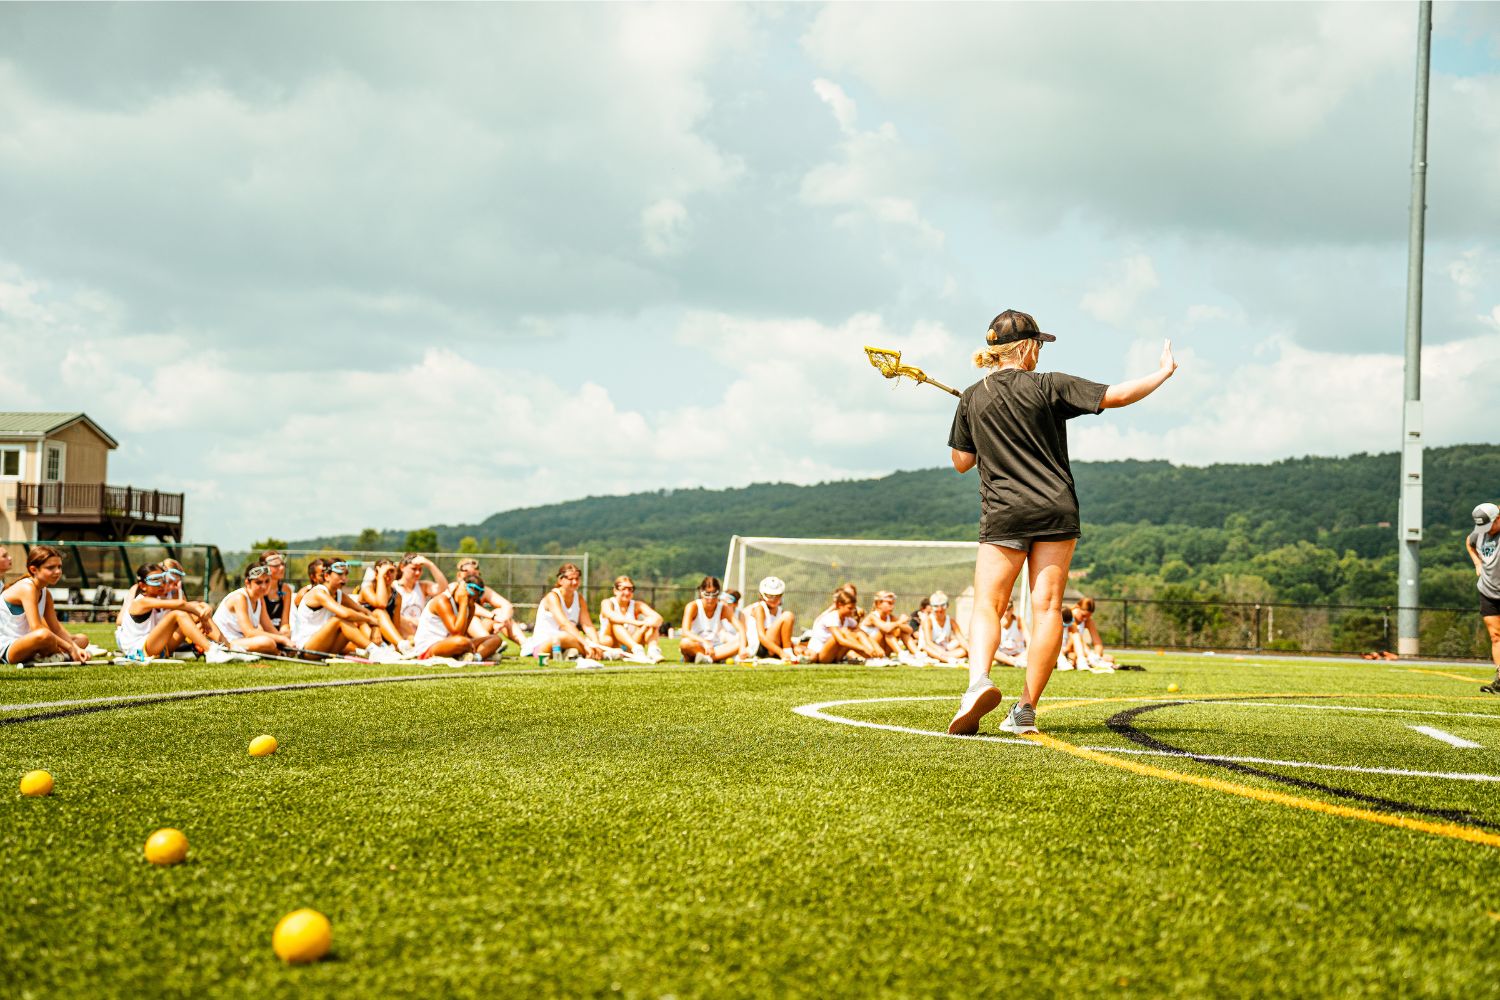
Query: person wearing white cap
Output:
[[1466, 502, 1500, 694], [946, 308, 1176, 735], [741, 576, 799, 663]]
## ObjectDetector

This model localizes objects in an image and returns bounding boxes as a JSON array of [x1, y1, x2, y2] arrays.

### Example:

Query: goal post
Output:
[[724, 535, 1029, 632]]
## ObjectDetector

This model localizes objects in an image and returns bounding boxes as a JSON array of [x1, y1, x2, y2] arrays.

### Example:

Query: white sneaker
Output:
[[398, 639, 416, 656], [897, 651, 918, 667], [365, 645, 402, 663], [947, 677, 1002, 736], [625, 646, 653, 665], [693, 652, 713, 664], [866, 657, 891, 667], [205, 644, 234, 664], [83, 644, 110, 659], [601, 647, 625, 661], [34, 652, 70, 665], [647, 644, 665, 663], [575, 658, 603, 670]]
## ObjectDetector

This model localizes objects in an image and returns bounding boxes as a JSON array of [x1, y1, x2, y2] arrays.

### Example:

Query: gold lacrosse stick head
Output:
[[863, 345, 960, 397]]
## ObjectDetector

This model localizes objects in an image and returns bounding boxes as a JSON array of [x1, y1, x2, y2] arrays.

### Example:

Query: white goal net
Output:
[[723, 535, 1028, 631]]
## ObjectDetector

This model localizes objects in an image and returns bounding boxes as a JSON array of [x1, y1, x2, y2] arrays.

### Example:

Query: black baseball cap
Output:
[[987, 309, 1057, 345]]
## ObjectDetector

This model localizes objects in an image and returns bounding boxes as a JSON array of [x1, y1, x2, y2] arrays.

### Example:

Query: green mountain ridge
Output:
[[290, 444, 1497, 608]]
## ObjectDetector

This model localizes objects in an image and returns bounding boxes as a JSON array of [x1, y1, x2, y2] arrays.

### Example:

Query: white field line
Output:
[[1410, 726, 1485, 749], [1207, 700, 1500, 723], [794, 696, 1500, 784], [0, 671, 523, 714]]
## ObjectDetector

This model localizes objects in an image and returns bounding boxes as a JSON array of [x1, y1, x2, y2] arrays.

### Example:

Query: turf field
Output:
[[3, 638, 1499, 998]]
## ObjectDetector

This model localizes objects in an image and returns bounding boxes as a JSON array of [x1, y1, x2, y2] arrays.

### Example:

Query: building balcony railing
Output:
[[14, 482, 184, 525]]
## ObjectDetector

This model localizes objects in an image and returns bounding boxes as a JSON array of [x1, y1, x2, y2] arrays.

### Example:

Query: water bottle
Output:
[[551, 639, 563, 665]]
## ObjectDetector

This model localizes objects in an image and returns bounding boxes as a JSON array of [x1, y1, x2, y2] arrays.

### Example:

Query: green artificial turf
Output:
[[2, 647, 1498, 998]]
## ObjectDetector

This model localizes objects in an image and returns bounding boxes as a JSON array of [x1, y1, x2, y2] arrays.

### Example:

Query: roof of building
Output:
[[0, 412, 119, 449]]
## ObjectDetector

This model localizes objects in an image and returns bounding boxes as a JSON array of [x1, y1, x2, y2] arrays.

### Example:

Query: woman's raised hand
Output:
[[1160, 339, 1178, 375]]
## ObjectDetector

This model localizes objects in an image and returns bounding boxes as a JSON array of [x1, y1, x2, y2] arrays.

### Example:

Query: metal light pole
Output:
[[1397, 0, 1432, 657]]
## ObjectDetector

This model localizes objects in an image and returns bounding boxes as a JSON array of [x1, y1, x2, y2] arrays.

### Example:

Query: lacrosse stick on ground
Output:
[[863, 346, 960, 397]]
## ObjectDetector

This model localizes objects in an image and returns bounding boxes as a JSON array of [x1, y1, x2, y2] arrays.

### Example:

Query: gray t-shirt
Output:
[[948, 369, 1107, 540], [1470, 525, 1500, 600]]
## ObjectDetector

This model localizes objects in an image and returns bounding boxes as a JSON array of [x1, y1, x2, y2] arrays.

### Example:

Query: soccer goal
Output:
[[723, 535, 1028, 631]]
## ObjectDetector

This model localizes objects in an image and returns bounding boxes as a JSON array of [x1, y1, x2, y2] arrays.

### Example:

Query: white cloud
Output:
[[801, 78, 942, 247], [642, 198, 691, 257], [1080, 253, 1160, 329]]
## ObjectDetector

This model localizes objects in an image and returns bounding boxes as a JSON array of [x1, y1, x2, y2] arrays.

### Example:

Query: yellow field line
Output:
[[1026, 732, 1500, 849], [1029, 692, 1500, 850], [1406, 667, 1491, 684]]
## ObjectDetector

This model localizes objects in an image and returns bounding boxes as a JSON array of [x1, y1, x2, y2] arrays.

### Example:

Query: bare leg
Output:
[[967, 544, 1029, 687], [711, 638, 741, 663], [1018, 540, 1078, 708], [232, 634, 283, 654], [475, 633, 507, 660], [6, 628, 69, 664], [680, 635, 711, 660], [302, 619, 351, 654], [1486, 615, 1500, 680], [374, 610, 406, 647], [811, 639, 851, 664], [424, 636, 475, 658]]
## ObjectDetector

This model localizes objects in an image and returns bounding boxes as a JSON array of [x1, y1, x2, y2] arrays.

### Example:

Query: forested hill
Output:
[[292, 444, 1497, 607]]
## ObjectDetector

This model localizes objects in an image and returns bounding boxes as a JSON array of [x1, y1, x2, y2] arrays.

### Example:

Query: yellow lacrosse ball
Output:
[[19, 770, 53, 797], [144, 828, 190, 866], [1167, 683, 1180, 694], [273, 908, 332, 964], [248, 735, 278, 757]]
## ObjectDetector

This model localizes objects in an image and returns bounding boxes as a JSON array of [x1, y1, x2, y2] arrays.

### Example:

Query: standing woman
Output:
[[0, 545, 88, 665], [947, 309, 1176, 735]]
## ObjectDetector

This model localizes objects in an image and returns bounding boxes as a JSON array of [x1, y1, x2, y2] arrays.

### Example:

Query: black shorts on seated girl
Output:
[[948, 368, 1107, 546]]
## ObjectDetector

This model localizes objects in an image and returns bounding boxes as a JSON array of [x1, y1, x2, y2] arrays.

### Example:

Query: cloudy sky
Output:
[[2, 3, 1498, 548]]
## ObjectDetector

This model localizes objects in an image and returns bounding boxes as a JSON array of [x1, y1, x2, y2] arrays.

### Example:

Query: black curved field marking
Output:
[[1106, 700, 1498, 831]]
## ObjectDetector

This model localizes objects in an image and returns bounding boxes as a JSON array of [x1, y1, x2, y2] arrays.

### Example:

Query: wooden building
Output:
[[0, 412, 184, 545]]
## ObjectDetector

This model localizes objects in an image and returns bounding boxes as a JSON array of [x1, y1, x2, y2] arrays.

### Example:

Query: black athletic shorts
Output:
[[1481, 592, 1500, 619]]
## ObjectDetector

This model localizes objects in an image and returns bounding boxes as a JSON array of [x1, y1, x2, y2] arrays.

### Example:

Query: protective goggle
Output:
[[326, 561, 349, 575], [464, 581, 485, 596], [144, 573, 167, 586], [699, 589, 721, 598], [165, 567, 186, 580], [246, 565, 272, 580], [722, 594, 738, 604]]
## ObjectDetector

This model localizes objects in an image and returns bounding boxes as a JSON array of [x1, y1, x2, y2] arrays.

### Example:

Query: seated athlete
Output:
[[995, 604, 1028, 668], [522, 562, 608, 662], [413, 575, 508, 661], [454, 558, 528, 651], [1065, 597, 1115, 672], [806, 588, 882, 664], [919, 591, 968, 664], [0, 545, 89, 665], [679, 576, 743, 664], [212, 563, 297, 656], [291, 559, 380, 655], [741, 576, 798, 663], [358, 559, 414, 652], [598, 575, 665, 663], [259, 550, 295, 638], [862, 590, 922, 664], [725, 591, 758, 663], [116, 562, 232, 661], [392, 553, 448, 640], [294, 558, 329, 606]]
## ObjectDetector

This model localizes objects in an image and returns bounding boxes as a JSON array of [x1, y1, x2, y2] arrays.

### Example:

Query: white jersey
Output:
[[524, 589, 581, 655], [999, 618, 1026, 655], [1, 583, 47, 653], [395, 581, 426, 629], [292, 584, 337, 646], [928, 612, 955, 646], [413, 593, 457, 656], [808, 609, 857, 657], [212, 589, 263, 643], [687, 599, 730, 641], [115, 596, 160, 657], [744, 601, 786, 646]]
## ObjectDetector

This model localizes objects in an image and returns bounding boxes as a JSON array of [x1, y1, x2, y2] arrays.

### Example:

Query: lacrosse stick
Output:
[[863, 345, 960, 397]]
